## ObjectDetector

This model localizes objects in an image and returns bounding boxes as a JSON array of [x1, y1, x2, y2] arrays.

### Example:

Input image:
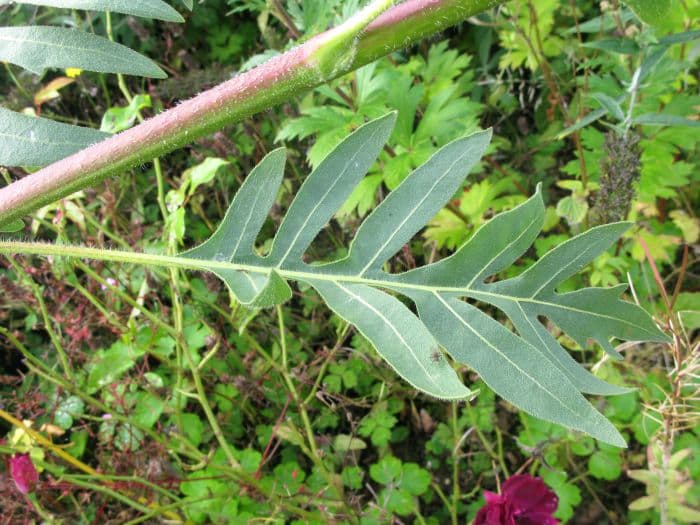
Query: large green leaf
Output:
[[0, 26, 166, 77], [0, 107, 108, 166], [13, 113, 666, 445], [167, 113, 667, 445], [0, 0, 184, 22]]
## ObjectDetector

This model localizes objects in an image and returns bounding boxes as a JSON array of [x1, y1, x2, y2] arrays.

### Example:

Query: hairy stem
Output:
[[0, 0, 504, 227]]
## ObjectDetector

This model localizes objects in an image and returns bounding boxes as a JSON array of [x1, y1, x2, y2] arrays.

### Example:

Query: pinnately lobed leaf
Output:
[[0, 112, 667, 445], [168, 113, 666, 445]]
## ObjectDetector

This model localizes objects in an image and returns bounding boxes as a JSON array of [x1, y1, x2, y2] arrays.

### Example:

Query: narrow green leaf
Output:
[[268, 112, 396, 268], [184, 148, 286, 262], [412, 292, 626, 447], [0, 1, 184, 22], [311, 281, 473, 400], [583, 39, 639, 55], [327, 129, 492, 277], [497, 303, 632, 396], [183, 149, 288, 307], [0, 107, 108, 167], [591, 93, 625, 122], [0, 219, 25, 232], [564, 10, 636, 34], [557, 106, 609, 140], [398, 187, 544, 288], [657, 29, 700, 45], [0, 26, 166, 77], [633, 113, 700, 128]]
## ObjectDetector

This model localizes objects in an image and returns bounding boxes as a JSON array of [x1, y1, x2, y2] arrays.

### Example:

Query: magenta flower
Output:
[[474, 474, 558, 525], [9, 453, 39, 495]]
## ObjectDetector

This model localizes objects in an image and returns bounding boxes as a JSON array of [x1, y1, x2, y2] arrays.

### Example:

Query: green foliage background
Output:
[[0, 0, 698, 523]]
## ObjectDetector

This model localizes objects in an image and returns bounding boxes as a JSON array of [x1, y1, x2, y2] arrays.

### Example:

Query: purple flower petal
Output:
[[503, 474, 559, 524], [474, 496, 516, 525], [474, 474, 559, 525], [9, 453, 39, 495]]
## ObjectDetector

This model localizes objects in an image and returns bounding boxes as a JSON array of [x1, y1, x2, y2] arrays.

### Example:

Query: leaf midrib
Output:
[[0, 242, 653, 336]]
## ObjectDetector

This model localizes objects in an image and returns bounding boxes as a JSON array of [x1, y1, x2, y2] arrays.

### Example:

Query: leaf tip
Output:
[[607, 430, 628, 449], [378, 110, 398, 128], [150, 66, 168, 80], [267, 146, 288, 161]]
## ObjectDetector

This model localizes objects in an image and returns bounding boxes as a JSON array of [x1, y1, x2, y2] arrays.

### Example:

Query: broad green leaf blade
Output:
[[268, 113, 396, 268], [591, 93, 625, 122], [397, 187, 544, 288], [0, 0, 184, 22], [0, 26, 166, 78], [183, 148, 286, 262], [327, 129, 492, 277], [212, 269, 291, 308], [311, 281, 473, 400], [0, 107, 108, 166], [97, 110, 665, 443], [495, 302, 632, 396], [412, 292, 626, 447]]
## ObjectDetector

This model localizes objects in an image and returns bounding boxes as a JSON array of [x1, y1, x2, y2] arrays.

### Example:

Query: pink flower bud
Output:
[[9, 453, 39, 495]]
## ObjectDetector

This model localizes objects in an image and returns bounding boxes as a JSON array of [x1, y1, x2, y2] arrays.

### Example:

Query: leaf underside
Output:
[[0, 0, 184, 22], [179, 112, 666, 447], [0, 26, 166, 78], [0, 107, 108, 167]]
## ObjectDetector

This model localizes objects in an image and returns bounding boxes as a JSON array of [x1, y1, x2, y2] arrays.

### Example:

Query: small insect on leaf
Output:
[[430, 348, 442, 363]]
